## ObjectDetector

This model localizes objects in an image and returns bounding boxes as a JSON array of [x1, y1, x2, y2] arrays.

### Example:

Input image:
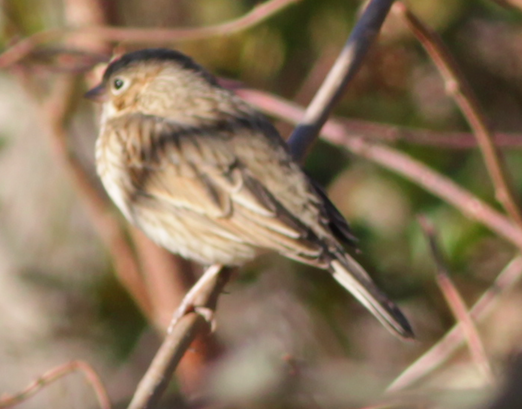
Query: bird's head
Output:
[[85, 48, 222, 121]]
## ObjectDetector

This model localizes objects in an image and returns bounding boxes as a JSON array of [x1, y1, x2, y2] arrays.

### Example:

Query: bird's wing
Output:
[[104, 113, 413, 339], [309, 181, 358, 248], [108, 113, 326, 260]]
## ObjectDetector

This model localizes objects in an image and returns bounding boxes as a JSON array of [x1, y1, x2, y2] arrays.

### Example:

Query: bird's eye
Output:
[[114, 78, 124, 89], [111, 77, 129, 95]]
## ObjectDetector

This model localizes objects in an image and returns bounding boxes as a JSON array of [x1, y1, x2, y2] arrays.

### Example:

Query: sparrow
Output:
[[86, 48, 413, 339]]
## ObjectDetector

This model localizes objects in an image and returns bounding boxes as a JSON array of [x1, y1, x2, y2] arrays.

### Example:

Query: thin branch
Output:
[[44, 75, 154, 318], [287, 0, 395, 162], [130, 228, 193, 330], [328, 117, 522, 150], [235, 88, 522, 250], [10, 0, 155, 321], [65, 0, 221, 392], [0, 360, 110, 409], [19, 47, 109, 72], [387, 255, 522, 392], [418, 216, 494, 384], [395, 3, 522, 229], [127, 267, 232, 409], [0, 0, 299, 68], [11, 0, 220, 399]]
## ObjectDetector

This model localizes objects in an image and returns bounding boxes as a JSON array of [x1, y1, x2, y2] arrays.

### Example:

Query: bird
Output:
[[85, 48, 413, 339]]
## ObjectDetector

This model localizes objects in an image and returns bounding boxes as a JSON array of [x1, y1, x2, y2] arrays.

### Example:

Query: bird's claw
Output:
[[167, 304, 216, 333], [194, 306, 216, 332]]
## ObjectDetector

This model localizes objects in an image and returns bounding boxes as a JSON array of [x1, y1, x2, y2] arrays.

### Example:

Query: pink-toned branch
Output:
[[0, 360, 110, 409], [395, 2, 522, 228], [327, 117, 522, 150], [29, 0, 155, 320], [0, 0, 300, 68], [388, 255, 522, 392], [42, 77, 153, 317], [237, 88, 522, 250], [418, 216, 494, 384], [127, 267, 232, 409]]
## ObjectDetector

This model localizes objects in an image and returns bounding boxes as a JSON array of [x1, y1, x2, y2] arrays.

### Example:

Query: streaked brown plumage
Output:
[[86, 48, 413, 339]]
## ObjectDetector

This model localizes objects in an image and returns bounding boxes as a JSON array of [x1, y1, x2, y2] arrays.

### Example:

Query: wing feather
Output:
[[108, 113, 324, 258]]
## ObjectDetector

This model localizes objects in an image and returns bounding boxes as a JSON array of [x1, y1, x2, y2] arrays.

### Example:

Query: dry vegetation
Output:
[[1, 0, 522, 408]]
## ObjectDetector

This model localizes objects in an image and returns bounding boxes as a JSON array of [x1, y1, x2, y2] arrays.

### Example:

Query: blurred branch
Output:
[[8, 0, 224, 397], [287, 0, 394, 162], [20, 47, 109, 72], [236, 88, 522, 250], [30, 73, 154, 317], [65, 0, 221, 393], [127, 266, 232, 409], [0, 360, 110, 409], [388, 255, 522, 392], [11, 0, 157, 321], [0, 0, 299, 68], [327, 118, 522, 150], [130, 229, 192, 330], [395, 3, 522, 229], [418, 216, 494, 385]]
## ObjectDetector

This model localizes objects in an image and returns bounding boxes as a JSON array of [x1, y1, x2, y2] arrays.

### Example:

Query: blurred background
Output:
[[1, 0, 522, 408]]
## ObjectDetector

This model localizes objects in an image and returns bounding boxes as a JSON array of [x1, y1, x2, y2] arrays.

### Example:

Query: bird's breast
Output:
[[95, 130, 135, 221]]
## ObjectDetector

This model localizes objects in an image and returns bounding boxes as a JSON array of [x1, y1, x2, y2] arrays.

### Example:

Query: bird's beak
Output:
[[84, 83, 108, 103]]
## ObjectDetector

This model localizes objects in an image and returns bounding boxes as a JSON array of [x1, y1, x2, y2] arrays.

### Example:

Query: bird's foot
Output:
[[167, 264, 222, 333], [194, 306, 216, 332]]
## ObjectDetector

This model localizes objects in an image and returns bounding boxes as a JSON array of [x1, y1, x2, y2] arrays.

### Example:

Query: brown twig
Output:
[[10, 0, 155, 323], [130, 229, 191, 330], [286, 0, 395, 162], [127, 267, 232, 409], [0, 0, 300, 68], [418, 216, 494, 384], [130, 231, 223, 394], [40, 74, 153, 318], [0, 360, 110, 409], [395, 2, 522, 229], [325, 117, 522, 150], [66, 0, 220, 393], [236, 88, 522, 250], [387, 255, 522, 392], [20, 47, 109, 72]]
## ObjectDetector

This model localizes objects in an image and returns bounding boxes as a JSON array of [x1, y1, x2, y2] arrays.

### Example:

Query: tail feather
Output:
[[330, 256, 414, 339]]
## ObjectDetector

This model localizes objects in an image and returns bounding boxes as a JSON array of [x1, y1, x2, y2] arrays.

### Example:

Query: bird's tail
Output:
[[330, 253, 414, 339]]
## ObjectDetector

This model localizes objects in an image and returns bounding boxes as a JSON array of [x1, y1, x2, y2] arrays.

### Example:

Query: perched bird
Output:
[[86, 48, 413, 339]]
